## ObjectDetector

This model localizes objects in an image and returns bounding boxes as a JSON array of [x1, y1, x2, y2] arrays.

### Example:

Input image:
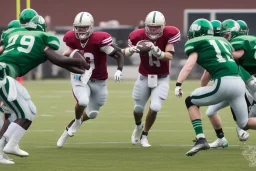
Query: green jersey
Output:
[[0, 27, 60, 77], [185, 36, 238, 79], [230, 35, 256, 74]]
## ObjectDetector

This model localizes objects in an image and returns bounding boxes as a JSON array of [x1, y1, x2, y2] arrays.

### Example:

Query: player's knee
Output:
[[150, 103, 161, 112], [134, 105, 144, 114], [237, 120, 248, 130], [185, 96, 195, 109], [77, 97, 89, 107], [206, 107, 215, 117], [87, 111, 99, 119]]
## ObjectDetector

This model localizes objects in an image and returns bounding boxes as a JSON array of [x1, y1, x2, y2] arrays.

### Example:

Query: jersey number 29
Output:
[[4, 35, 35, 54]]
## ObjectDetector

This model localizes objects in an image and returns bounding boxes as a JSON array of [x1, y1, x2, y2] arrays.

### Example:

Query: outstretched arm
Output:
[[44, 47, 88, 74]]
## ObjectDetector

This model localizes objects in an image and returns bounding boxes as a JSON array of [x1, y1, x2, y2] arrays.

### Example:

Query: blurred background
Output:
[[0, 0, 256, 80]]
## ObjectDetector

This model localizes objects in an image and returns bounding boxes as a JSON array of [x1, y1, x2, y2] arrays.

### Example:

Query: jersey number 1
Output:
[[4, 35, 35, 54], [209, 39, 234, 63]]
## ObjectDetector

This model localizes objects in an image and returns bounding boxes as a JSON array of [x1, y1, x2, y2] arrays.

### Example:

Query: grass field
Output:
[[0, 79, 256, 171]]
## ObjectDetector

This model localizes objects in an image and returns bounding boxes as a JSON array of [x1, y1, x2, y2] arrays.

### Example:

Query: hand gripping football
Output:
[[136, 40, 152, 54]]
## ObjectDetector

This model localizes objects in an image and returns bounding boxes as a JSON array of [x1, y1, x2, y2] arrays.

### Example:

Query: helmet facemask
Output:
[[74, 25, 93, 40], [145, 25, 164, 40]]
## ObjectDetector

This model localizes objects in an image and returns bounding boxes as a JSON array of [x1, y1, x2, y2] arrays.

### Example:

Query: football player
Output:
[[122, 11, 180, 147], [0, 9, 89, 164], [203, 19, 256, 147], [210, 20, 221, 37], [57, 12, 124, 148], [175, 18, 256, 156]]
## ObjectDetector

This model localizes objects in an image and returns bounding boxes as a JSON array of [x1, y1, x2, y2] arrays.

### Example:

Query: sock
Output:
[[142, 131, 148, 136], [5, 124, 26, 148], [135, 121, 141, 126], [215, 128, 224, 138], [192, 119, 205, 139], [3, 122, 19, 142]]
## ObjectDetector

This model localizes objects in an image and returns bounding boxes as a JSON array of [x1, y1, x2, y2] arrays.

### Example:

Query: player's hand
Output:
[[128, 46, 140, 53], [80, 67, 93, 84], [114, 70, 122, 82], [151, 46, 164, 59], [175, 86, 183, 97]]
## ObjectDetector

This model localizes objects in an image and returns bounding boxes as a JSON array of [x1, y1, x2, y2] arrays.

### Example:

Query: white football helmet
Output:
[[73, 12, 94, 40], [144, 11, 165, 40]]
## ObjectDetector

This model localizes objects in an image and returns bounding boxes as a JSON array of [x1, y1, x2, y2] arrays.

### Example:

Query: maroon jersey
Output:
[[128, 26, 180, 76], [63, 30, 112, 80]]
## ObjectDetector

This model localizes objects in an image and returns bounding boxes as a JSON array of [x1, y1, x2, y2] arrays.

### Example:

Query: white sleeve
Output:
[[100, 45, 115, 55]]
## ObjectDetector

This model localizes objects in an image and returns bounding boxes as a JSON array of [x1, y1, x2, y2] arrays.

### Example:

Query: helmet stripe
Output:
[[152, 12, 156, 23], [79, 12, 84, 23]]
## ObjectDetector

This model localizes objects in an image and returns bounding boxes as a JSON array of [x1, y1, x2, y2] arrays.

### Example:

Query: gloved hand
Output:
[[114, 70, 122, 82], [175, 86, 183, 97], [151, 45, 164, 59]]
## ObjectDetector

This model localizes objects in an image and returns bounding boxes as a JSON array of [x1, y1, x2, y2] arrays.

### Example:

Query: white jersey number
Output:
[[4, 35, 35, 54], [84, 53, 95, 69], [209, 39, 234, 63], [149, 51, 161, 67]]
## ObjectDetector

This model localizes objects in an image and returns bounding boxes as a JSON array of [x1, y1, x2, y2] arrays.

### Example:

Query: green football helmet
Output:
[[237, 20, 249, 35], [29, 15, 47, 32], [19, 8, 38, 25], [7, 20, 20, 29], [210, 20, 221, 36], [188, 18, 213, 39], [220, 19, 240, 41]]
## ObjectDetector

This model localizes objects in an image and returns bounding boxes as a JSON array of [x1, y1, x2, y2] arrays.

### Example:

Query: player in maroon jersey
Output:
[[57, 12, 124, 147], [122, 11, 180, 147]]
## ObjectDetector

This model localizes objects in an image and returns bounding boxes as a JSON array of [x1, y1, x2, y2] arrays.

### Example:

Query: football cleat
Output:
[[57, 128, 69, 148], [186, 138, 210, 156], [140, 135, 151, 147], [236, 126, 249, 141], [3, 144, 29, 157], [0, 154, 14, 164], [131, 124, 143, 145], [67, 119, 82, 137], [209, 137, 229, 148]]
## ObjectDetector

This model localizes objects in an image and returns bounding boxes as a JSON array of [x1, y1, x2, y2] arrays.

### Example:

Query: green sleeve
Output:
[[238, 66, 251, 82], [231, 38, 247, 51], [184, 40, 195, 56], [44, 32, 60, 50]]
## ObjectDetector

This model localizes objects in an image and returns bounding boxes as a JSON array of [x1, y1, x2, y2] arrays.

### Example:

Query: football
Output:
[[71, 50, 90, 70], [136, 40, 152, 54]]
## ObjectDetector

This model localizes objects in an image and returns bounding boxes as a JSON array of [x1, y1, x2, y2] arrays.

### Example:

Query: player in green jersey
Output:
[[199, 20, 251, 148], [210, 20, 221, 36], [205, 20, 256, 148], [175, 18, 256, 156], [0, 9, 90, 165]]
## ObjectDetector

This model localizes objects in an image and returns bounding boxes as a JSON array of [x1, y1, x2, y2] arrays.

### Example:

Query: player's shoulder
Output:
[[129, 29, 145, 39], [163, 26, 180, 35], [91, 32, 113, 46], [185, 36, 211, 46], [64, 30, 76, 38], [163, 26, 181, 43], [91, 31, 111, 40]]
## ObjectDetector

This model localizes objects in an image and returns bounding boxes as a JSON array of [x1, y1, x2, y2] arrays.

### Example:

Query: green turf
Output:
[[0, 79, 255, 171]]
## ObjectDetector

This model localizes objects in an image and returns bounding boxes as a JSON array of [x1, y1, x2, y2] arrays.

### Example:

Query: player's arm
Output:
[[122, 35, 140, 57], [232, 49, 245, 59], [175, 52, 198, 97], [177, 52, 198, 84], [44, 47, 87, 74], [101, 44, 124, 81], [201, 70, 211, 86], [0, 39, 4, 54]]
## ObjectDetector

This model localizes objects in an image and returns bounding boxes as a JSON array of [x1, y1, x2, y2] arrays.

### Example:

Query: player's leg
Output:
[[57, 83, 90, 148], [2, 81, 36, 157], [185, 78, 230, 156], [206, 101, 229, 148], [82, 80, 108, 122], [141, 76, 169, 147], [131, 75, 150, 145]]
